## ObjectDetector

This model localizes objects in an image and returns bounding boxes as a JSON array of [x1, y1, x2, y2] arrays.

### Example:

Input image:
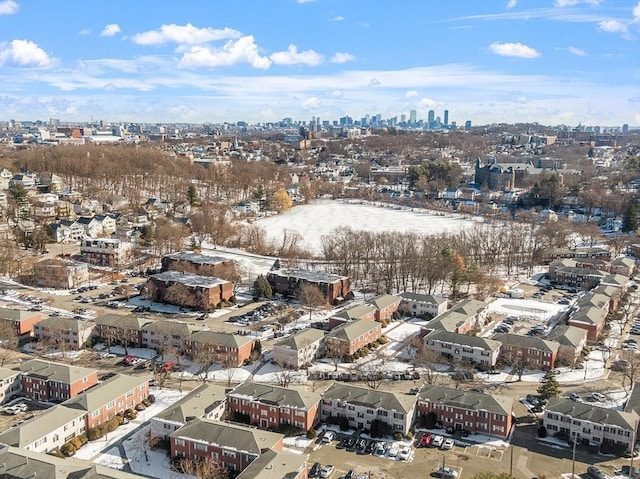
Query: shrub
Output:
[[393, 432, 403, 441], [87, 427, 104, 441], [405, 431, 414, 440], [306, 428, 317, 439], [105, 418, 119, 433], [142, 398, 152, 407], [48, 449, 66, 458], [69, 437, 83, 449], [124, 408, 137, 420], [148, 394, 156, 404], [537, 426, 547, 438], [361, 347, 370, 356]]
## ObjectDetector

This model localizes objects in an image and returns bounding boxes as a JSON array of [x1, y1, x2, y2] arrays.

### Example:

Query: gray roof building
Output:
[[186, 330, 254, 349], [491, 333, 560, 353], [418, 385, 513, 416], [62, 374, 148, 413], [426, 330, 502, 351], [229, 382, 321, 410], [0, 405, 85, 448], [547, 397, 638, 431], [275, 328, 324, 351], [326, 319, 381, 343], [155, 382, 228, 424], [546, 325, 588, 348], [322, 383, 415, 414], [17, 359, 95, 384], [235, 448, 307, 479]]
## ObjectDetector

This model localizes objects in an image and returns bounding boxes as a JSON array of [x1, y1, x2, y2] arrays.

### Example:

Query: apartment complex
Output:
[[162, 251, 236, 277], [423, 330, 501, 368], [18, 359, 98, 402], [267, 268, 350, 303], [324, 319, 382, 358], [80, 238, 132, 266], [183, 330, 254, 367], [146, 271, 234, 310]]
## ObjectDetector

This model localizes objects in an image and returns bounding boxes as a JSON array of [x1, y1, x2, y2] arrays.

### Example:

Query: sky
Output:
[[0, 0, 639, 126]]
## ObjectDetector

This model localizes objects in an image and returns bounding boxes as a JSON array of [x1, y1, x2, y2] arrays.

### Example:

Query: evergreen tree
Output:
[[537, 369, 561, 400], [253, 275, 273, 299], [187, 184, 198, 207], [622, 201, 638, 233]]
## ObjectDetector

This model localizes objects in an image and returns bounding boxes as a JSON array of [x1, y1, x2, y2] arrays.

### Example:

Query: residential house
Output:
[[0, 307, 43, 336], [273, 328, 325, 369], [9, 174, 36, 189], [549, 259, 606, 290], [93, 214, 117, 235], [324, 319, 382, 359], [600, 273, 629, 294], [151, 383, 228, 440], [142, 320, 200, 352], [610, 257, 635, 277], [0, 367, 21, 404], [416, 385, 514, 439], [423, 330, 501, 369], [543, 247, 612, 263], [544, 398, 638, 453], [426, 299, 489, 334], [227, 382, 321, 432], [162, 252, 236, 277], [146, 271, 234, 311], [329, 303, 377, 329], [76, 216, 102, 238], [62, 374, 149, 429], [170, 418, 284, 474], [93, 314, 152, 349], [49, 220, 85, 243], [370, 294, 401, 322], [492, 333, 559, 370], [80, 238, 132, 267], [568, 292, 611, 341], [34, 316, 95, 350], [546, 325, 588, 366], [18, 359, 98, 402], [398, 292, 448, 319], [183, 331, 254, 367], [31, 259, 90, 289], [267, 269, 350, 303], [235, 449, 307, 479], [320, 383, 416, 434], [0, 405, 86, 453]]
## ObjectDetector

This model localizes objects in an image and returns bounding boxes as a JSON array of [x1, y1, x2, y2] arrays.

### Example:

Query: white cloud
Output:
[[597, 19, 628, 33], [270, 45, 324, 66], [567, 46, 587, 56], [633, 1, 640, 23], [554, 0, 602, 6], [506, 0, 517, 9], [79, 29, 91, 36], [132, 23, 241, 45], [0, 0, 19, 15], [179, 36, 271, 69], [489, 41, 540, 58], [0, 39, 57, 67], [418, 97, 438, 108], [368, 78, 381, 86], [404, 90, 420, 99], [100, 24, 121, 37], [302, 97, 320, 109], [330, 52, 355, 64], [329, 15, 345, 21]]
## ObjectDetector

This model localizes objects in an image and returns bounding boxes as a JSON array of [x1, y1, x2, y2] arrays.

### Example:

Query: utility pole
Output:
[[509, 445, 514, 477], [571, 436, 577, 479], [630, 418, 638, 477]]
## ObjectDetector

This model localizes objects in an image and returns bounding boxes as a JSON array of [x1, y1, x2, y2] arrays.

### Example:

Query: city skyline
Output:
[[1, 0, 639, 126]]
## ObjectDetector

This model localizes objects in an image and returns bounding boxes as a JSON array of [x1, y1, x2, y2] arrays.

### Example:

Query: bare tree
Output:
[[620, 350, 640, 392], [298, 283, 326, 321], [175, 457, 229, 479], [414, 344, 445, 385], [324, 340, 344, 372], [275, 366, 296, 388], [354, 355, 387, 390], [0, 321, 18, 367]]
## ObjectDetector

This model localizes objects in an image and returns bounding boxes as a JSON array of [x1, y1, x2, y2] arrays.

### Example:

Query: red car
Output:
[[124, 355, 135, 364], [160, 361, 174, 372], [419, 433, 432, 447]]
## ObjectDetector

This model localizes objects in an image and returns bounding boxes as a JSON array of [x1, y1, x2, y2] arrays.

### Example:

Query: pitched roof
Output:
[[326, 319, 381, 343], [0, 405, 86, 448], [399, 292, 447, 304], [332, 304, 377, 321], [142, 320, 200, 336], [547, 397, 638, 430], [275, 328, 325, 351], [17, 359, 95, 384], [149, 271, 230, 289], [229, 382, 321, 410], [426, 330, 501, 351], [94, 314, 152, 330], [428, 299, 487, 332], [36, 316, 95, 333], [187, 330, 254, 348], [370, 294, 401, 310], [169, 418, 283, 454], [63, 374, 148, 413], [235, 448, 307, 479], [601, 273, 629, 287], [0, 307, 40, 322], [154, 383, 227, 424], [418, 385, 513, 416], [625, 383, 640, 415], [569, 306, 607, 327], [545, 325, 587, 348], [322, 382, 415, 414], [269, 268, 348, 283], [491, 333, 560, 353], [0, 367, 19, 381], [163, 252, 231, 266]]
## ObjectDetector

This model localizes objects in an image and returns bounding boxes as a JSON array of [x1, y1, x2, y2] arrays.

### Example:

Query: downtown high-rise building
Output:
[[409, 110, 417, 125], [444, 110, 449, 126]]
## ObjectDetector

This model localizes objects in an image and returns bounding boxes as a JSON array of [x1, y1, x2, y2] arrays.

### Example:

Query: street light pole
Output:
[[571, 436, 577, 479]]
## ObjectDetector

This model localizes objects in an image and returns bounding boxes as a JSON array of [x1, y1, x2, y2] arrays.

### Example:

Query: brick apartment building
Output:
[[370, 294, 402, 322], [34, 316, 95, 350], [398, 292, 448, 318], [93, 314, 152, 349], [31, 259, 90, 290], [0, 307, 43, 336], [329, 303, 377, 329], [80, 238, 132, 267], [267, 268, 350, 303], [18, 359, 98, 402], [416, 385, 514, 439], [170, 418, 284, 474], [492, 333, 559, 370], [183, 331, 254, 367], [324, 319, 382, 358], [146, 271, 234, 311], [227, 382, 321, 432], [62, 374, 149, 429], [273, 328, 325, 369], [162, 251, 236, 277]]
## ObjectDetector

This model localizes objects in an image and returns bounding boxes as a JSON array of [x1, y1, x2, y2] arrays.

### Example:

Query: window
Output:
[[174, 439, 185, 447], [194, 442, 207, 451]]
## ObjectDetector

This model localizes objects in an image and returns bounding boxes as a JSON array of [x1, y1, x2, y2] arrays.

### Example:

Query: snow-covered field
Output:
[[486, 298, 568, 322], [256, 200, 479, 253]]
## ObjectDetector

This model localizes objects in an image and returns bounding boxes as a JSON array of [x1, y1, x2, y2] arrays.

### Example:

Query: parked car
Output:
[[419, 433, 432, 447], [432, 435, 444, 448], [4, 404, 28, 415], [586, 465, 609, 479], [321, 431, 335, 444], [319, 465, 335, 478], [398, 447, 412, 460], [441, 438, 455, 450], [569, 393, 582, 402], [374, 442, 387, 456], [308, 462, 321, 478], [387, 443, 399, 457], [434, 466, 459, 478]]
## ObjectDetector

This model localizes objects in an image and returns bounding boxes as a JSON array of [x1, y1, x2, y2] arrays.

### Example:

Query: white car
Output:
[[432, 435, 444, 448], [373, 442, 387, 456], [434, 466, 459, 478], [319, 465, 335, 478], [591, 392, 606, 402], [387, 442, 399, 457], [441, 438, 455, 450], [398, 446, 412, 460], [321, 431, 335, 443], [4, 404, 27, 415]]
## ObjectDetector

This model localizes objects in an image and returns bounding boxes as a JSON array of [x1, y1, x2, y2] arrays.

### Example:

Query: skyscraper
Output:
[[427, 110, 435, 126], [409, 110, 417, 125], [444, 110, 449, 126]]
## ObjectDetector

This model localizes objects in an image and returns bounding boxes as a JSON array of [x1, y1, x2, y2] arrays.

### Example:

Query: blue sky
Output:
[[1, 0, 639, 126]]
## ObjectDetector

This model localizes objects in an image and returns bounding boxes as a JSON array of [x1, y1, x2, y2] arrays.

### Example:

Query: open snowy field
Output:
[[256, 200, 480, 253], [487, 297, 568, 322]]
